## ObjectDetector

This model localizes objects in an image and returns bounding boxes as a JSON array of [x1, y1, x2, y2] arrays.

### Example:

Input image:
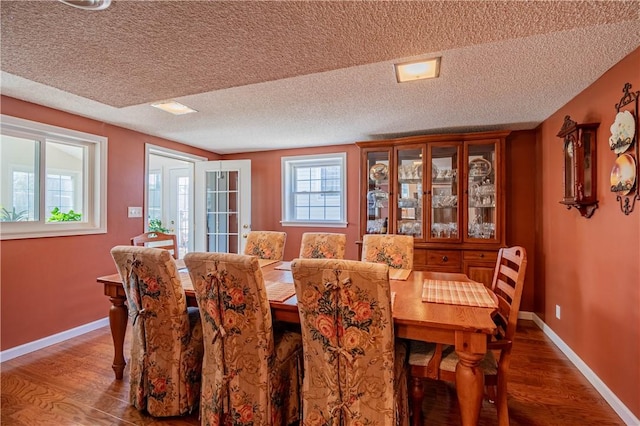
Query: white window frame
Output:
[[281, 152, 347, 228], [0, 115, 107, 240]]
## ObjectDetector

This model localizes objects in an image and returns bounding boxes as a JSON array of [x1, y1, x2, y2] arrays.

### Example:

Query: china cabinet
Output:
[[357, 131, 509, 286]]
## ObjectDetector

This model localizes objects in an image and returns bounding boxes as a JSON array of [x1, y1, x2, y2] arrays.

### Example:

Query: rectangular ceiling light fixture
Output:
[[150, 100, 197, 115], [395, 57, 441, 83]]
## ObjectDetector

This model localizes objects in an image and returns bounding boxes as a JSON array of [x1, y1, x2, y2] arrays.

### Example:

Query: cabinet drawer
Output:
[[426, 250, 461, 268], [463, 250, 498, 263], [413, 248, 428, 267]]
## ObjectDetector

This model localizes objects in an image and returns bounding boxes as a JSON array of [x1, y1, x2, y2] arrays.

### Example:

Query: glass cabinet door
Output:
[[365, 150, 391, 234], [428, 144, 461, 241], [396, 146, 424, 238], [466, 141, 499, 242]]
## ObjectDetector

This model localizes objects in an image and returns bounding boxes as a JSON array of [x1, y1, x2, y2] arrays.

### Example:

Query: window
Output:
[[0, 115, 107, 239], [147, 170, 162, 221], [281, 153, 347, 227]]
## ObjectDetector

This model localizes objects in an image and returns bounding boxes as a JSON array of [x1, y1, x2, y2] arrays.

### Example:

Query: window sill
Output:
[[281, 221, 348, 228]]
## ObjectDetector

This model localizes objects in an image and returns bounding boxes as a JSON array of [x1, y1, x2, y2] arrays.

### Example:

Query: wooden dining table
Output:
[[97, 260, 496, 426]]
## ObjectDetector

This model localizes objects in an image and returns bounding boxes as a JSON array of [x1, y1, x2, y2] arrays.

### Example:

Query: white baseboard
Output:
[[531, 314, 639, 426], [0, 317, 109, 363], [518, 310, 535, 320]]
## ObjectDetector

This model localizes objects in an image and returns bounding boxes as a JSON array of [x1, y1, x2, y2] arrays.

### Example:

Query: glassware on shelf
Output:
[[431, 194, 458, 208], [398, 164, 422, 181], [398, 220, 422, 236], [431, 222, 458, 238], [367, 218, 387, 234]]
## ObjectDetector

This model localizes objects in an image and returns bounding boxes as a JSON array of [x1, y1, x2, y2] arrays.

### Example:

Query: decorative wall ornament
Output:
[[610, 83, 639, 215], [557, 116, 599, 218]]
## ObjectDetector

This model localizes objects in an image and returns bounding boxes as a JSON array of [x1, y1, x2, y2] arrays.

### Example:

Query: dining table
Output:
[[97, 259, 497, 426]]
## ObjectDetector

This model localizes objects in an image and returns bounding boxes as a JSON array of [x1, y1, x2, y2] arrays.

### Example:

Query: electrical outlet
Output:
[[555, 304, 561, 320], [128, 207, 143, 218]]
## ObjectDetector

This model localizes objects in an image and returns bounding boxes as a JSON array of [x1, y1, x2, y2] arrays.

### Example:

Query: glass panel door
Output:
[[365, 150, 390, 234], [428, 144, 461, 241], [195, 160, 251, 253], [466, 142, 498, 242], [396, 146, 423, 238]]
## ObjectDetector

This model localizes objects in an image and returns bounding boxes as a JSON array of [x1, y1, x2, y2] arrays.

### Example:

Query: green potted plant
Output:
[[0, 206, 29, 222], [47, 207, 82, 222], [148, 218, 170, 233]]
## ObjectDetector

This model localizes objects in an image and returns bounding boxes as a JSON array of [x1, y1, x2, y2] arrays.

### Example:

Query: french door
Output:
[[194, 160, 251, 254]]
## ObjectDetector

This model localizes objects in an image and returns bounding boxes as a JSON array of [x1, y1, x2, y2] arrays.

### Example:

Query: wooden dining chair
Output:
[[291, 258, 409, 425], [131, 231, 179, 259], [407, 246, 527, 426], [243, 230, 287, 260], [110, 245, 203, 417], [298, 232, 347, 259], [361, 234, 414, 269], [184, 252, 302, 426]]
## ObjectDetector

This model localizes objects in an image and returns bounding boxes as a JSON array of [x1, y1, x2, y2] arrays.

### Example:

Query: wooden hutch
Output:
[[357, 130, 510, 287]]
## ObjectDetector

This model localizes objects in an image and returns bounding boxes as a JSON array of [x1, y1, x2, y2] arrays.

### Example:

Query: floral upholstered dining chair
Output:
[[184, 252, 302, 426], [244, 230, 287, 260], [110, 246, 203, 417], [291, 258, 409, 426], [361, 234, 414, 270], [299, 232, 347, 259]]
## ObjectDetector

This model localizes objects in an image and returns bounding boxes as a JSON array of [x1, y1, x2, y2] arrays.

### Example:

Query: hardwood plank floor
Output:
[[1, 320, 624, 425]]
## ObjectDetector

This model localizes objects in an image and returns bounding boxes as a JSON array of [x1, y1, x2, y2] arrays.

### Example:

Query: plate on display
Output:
[[610, 153, 636, 195], [369, 163, 388, 182], [609, 110, 635, 154], [468, 158, 492, 177]]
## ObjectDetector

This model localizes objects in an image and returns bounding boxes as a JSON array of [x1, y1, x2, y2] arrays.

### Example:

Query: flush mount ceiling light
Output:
[[395, 57, 441, 83], [58, 0, 111, 10], [150, 101, 198, 116]]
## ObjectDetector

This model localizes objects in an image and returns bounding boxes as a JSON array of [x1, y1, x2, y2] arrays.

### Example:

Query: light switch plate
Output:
[[128, 207, 143, 218]]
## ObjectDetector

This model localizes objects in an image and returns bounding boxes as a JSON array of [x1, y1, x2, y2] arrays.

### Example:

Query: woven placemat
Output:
[[274, 261, 292, 271], [266, 281, 296, 302], [258, 259, 279, 268], [422, 279, 497, 308], [389, 269, 411, 281]]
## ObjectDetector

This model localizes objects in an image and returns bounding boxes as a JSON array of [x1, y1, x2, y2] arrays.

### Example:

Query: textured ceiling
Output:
[[2, 0, 640, 154]]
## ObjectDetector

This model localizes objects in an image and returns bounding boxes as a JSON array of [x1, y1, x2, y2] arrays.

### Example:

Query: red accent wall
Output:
[[537, 47, 640, 416], [0, 96, 221, 350], [224, 145, 362, 262]]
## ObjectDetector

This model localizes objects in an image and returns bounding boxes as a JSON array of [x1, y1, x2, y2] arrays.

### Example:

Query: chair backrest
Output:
[[490, 246, 527, 341], [299, 232, 347, 259], [184, 252, 274, 424], [291, 258, 396, 424], [110, 245, 197, 416], [243, 230, 287, 260], [361, 234, 414, 269], [131, 231, 179, 259]]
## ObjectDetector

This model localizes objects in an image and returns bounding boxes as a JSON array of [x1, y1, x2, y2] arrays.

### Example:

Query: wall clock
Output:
[[557, 115, 599, 218]]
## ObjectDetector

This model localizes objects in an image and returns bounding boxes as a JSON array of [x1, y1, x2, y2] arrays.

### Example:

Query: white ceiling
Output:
[[1, 1, 639, 154]]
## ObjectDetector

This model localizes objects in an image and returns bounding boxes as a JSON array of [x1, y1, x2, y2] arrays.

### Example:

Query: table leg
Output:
[[410, 376, 425, 426], [109, 295, 128, 380], [455, 350, 484, 426]]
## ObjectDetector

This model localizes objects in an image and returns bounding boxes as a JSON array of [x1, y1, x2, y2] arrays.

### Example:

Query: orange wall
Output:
[[0, 96, 220, 350], [505, 130, 537, 312], [224, 145, 362, 262], [538, 47, 640, 416]]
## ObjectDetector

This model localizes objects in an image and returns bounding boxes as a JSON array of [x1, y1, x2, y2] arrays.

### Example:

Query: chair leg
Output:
[[486, 384, 497, 403], [496, 376, 509, 426], [410, 376, 424, 426]]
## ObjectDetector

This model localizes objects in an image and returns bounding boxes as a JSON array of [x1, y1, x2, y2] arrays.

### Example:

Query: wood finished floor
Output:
[[1, 320, 624, 425]]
